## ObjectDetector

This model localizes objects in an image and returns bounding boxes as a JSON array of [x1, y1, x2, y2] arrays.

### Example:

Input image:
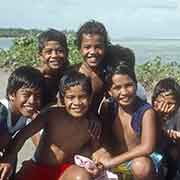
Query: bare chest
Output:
[[47, 120, 90, 153], [113, 113, 139, 151]]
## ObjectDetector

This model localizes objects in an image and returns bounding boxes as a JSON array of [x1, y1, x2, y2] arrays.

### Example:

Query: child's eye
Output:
[[22, 93, 30, 98], [112, 85, 121, 90], [83, 45, 91, 49], [79, 95, 88, 101], [43, 49, 52, 54], [35, 94, 41, 99], [95, 44, 104, 49], [56, 49, 64, 54], [65, 96, 74, 100], [125, 83, 134, 88]]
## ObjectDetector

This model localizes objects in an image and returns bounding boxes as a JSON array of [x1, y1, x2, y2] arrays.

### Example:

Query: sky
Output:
[[1, 0, 180, 39]]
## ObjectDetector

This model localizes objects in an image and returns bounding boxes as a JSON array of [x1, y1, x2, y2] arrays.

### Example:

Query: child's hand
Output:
[[74, 155, 101, 176], [166, 129, 180, 140], [88, 116, 102, 141], [0, 155, 14, 180], [154, 99, 175, 120], [31, 110, 40, 120], [84, 162, 100, 176], [92, 148, 112, 168]]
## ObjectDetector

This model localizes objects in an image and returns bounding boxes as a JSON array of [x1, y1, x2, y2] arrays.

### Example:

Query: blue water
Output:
[[0, 37, 14, 50], [0, 38, 180, 64], [113, 39, 180, 64]]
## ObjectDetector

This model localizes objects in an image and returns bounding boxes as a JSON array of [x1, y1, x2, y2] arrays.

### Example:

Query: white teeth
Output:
[[24, 106, 34, 111]]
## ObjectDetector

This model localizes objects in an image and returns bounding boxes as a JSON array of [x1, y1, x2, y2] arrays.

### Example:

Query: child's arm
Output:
[[92, 109, 156, 169], [0, 112, 47, 180], [31, 132, 41, 146], [30, 110, 41, 146]]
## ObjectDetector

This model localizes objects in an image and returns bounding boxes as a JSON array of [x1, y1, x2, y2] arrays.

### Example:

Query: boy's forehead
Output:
[[18, 86, 41, 93], [112, 74, 134, 83], [64, 85, 88, 94], [43, 41, 62, 48], [81, 33, 105, 42]]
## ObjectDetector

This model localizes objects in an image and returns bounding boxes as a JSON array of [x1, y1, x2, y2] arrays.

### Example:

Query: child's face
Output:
[[108, 74, 136, 107], [154, 92, 176, 120], [64, 85, 91, 118], [80, 34, 105, 68], [39, 41, 67, 71], [9, 87, 41, 118]]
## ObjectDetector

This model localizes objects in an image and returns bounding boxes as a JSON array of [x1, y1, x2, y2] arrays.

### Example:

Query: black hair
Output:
[[38, 29, 68, 55], [152, 77, 180, 108], [7, 66, 46, 105], [59, 71, 92, 103], [76, 20, 110, 50], [105, 64, 137, 90], [104, 44, 135, 71]]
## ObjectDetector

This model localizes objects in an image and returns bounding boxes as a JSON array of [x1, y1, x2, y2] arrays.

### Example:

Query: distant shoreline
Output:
[[1, 37, 180, 41], [113, 38, 180, 42]]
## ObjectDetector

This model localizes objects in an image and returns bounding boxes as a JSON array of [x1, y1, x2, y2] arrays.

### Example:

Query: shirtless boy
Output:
[[93, 65, 157, 180], [0, 71, 100, 180], [37, 29, 69, 107], [76, 20, 110, 114]]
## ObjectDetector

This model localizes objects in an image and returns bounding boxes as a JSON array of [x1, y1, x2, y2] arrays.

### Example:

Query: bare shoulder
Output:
[[40, 106, 67, 121], [143, 107, 156, 118], [78, 63, 91, 76], [142, 107, 156, 125]]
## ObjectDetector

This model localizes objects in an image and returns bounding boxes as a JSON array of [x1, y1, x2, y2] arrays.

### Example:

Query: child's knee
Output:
[[60, 165, 91, 180], [131, 157, 155, 179]]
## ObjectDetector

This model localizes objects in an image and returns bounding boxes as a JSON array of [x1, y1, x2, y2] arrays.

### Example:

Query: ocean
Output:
[[0, 37, 14, 50], [0, 37, 180, 64], [113, 39, 180, 64]]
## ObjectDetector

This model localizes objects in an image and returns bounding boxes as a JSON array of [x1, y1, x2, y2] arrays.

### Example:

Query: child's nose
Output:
[[73, 98, 81, 105], [51, 50, 58, 57], [120, 87, 128, 95], [89, 47, 96, 54], [28, 95, 35, 104]]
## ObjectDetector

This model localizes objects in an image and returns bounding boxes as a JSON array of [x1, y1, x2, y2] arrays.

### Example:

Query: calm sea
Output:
[[113, 39, 180, 64], [0, 37, 180, 64], [0, 37, 14, 50]]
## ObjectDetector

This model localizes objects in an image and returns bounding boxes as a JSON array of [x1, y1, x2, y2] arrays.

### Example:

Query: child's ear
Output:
[[8, 93, 15, 102], [38, 53, 44, 62], [88, 95, 93, 105], [107, 89, 112, 97]]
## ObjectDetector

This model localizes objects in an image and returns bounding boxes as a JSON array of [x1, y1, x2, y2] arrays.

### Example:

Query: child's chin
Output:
[[22, 111, 34, 118]]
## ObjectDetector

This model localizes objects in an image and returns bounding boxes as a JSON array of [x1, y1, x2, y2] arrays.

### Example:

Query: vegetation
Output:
[[0, 33, 180, 92], [136, 57, 180, 92]]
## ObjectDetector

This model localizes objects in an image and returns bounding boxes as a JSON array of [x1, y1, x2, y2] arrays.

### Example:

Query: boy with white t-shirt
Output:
[[0, 66, 45, 179]]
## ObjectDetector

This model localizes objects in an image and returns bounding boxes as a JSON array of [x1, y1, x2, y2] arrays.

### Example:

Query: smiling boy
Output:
[[0, 66, 45, 179], [93, 65, 157, 180], [37, 29, 69, 107], [76, 20, 110, 115]]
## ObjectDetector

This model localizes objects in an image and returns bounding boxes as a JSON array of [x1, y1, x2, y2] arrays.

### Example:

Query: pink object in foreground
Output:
[[74, 155, 118, 180]]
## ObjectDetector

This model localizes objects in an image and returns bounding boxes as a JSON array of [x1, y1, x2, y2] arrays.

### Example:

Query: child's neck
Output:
[[118, 98, 137, 114], [11, 111, 21, 126], [40, 65, 60, 78], [83, 62, 100, 74]]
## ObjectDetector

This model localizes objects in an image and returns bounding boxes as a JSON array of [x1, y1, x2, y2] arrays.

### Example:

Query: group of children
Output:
[[0, 20, 179, 180]]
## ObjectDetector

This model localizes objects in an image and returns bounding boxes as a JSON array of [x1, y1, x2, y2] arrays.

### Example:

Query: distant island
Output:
[[0, 28, 42, 37]]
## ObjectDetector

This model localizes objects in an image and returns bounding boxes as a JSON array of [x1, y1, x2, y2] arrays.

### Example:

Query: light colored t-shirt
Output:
[[0, 99, 31, 136]]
